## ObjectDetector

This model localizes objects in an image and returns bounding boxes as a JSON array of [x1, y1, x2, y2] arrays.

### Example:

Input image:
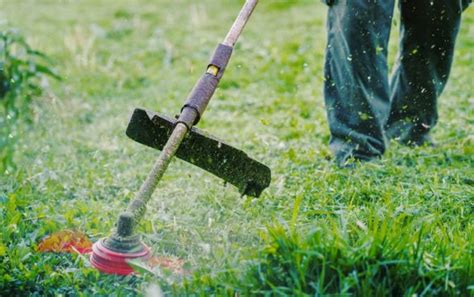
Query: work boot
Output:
[[385, 119, 435, 147], [331, 138, 380, 168]]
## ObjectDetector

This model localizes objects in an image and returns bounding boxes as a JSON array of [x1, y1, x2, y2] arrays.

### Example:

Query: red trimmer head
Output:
[[90, 213, 151, 275], [90, 239, 151, 275]]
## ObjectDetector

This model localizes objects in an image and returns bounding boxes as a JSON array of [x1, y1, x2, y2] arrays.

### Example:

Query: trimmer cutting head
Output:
[[90, 239, 150, 275], [126, 108, 271, 197], [90, 213, 151, 275]]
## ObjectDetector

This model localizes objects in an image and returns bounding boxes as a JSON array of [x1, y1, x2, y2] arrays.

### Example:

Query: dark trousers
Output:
[[324, 0, 470, 160]]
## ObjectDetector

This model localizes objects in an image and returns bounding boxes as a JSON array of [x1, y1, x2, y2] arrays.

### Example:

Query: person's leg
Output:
[[324, 0, 395, 166], [386, 0, 469, 146]]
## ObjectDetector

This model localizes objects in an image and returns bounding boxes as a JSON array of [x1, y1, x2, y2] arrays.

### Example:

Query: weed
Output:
[[0, 29, 60, 173]]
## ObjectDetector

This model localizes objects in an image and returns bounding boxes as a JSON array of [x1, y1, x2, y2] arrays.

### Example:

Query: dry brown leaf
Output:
[[37, 230, 92, 254]]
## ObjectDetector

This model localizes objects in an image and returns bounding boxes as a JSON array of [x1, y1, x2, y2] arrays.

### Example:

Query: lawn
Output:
[[1, 0, 473, 296]]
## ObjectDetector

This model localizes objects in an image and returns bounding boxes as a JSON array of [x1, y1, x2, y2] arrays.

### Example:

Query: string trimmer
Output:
[[90, 0, 270, 275]]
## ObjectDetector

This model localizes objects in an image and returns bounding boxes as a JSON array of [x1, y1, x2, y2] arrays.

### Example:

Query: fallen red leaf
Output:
[[37, 230, 92, 254]]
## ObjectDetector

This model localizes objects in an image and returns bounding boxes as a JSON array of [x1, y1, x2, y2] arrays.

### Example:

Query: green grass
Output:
[[1, 0, 473, 295]]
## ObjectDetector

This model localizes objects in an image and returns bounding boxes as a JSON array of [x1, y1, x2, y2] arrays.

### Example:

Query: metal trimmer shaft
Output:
[[123, 0, 266, 225], [92, 1, 267, 274]]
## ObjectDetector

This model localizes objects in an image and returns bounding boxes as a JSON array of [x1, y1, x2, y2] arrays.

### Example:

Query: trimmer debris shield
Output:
[[126, 108, 271, 197]]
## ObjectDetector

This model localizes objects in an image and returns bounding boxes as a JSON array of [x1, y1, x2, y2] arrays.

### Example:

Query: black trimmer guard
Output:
[[126, 108, 271, 197]]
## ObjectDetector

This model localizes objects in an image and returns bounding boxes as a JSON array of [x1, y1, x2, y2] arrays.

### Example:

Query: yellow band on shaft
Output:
[[206, 65, 219, 76]]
